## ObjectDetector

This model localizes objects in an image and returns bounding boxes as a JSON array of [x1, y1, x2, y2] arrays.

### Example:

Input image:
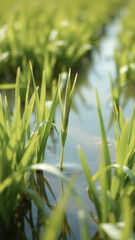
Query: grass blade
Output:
[[41, 174, 77, 240], [78, 145, 101, 221], [95, 87, 111, 188]]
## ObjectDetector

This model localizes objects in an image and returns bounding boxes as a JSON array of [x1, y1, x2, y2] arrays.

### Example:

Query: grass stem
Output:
[[60, 147, 64, 170]]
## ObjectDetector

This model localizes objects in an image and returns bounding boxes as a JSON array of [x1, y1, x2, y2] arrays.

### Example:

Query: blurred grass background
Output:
[[0, 0, 125, 87]]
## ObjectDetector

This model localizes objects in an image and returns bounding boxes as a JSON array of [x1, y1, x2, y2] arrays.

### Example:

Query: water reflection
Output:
[[0, 170, 77, 240], [30, 171, 76, 240]]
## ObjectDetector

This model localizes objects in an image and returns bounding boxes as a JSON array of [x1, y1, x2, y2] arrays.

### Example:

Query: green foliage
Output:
[[59, 69, 77, 169], [1, 0, 135, 238], [29, 61, 59, 163], [78, 146, 101, 222], [112, 0, 135, 105], [0, 0, 125, 87], [0, 64, 59, 227], [0, 69, 37, 226], [78, 89, 135, 239], [0, 63, 83, 239], [95, 87, 111, 188], [101, 196, 135, 240], [20, 163, 89, 240]]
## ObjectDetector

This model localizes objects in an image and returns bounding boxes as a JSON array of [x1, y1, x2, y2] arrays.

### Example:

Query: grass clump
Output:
[[78, 88, 135, 239], [0, 63, 85, 240], [59, 69, 77, 169], [0, 65, 56, 227], [0, 68, 37, 227], [29, 61, 59, 163], [111, 0, 135, 106]]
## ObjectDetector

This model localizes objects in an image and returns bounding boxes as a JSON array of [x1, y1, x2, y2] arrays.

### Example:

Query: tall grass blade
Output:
[[59, 70, 77, 169], [18, 133, 38, 169], [78, 145, 101, 221], [78, 209, 90, 240], [99, 152, 110, 223], [111, 121, 129, 199], [39, 80, 59, 162], [95, 87, 111, 188], [25, 188, 46, 217], [121, 196, 133, 240], [29, 61, 41, 124], [40, 70, 46, 121], [24, 72, 31, 111], [4, 95, 12, 134]]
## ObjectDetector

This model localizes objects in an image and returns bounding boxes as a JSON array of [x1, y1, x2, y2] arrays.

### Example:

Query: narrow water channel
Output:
[[24, 15, 135, 240]]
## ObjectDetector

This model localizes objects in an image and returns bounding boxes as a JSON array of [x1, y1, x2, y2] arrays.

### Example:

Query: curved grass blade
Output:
[[59, 70, 77, 169], [41, 174, 77, 240], [25, 187, 46, 217], [78, 145, 101, 222], [31, 121, 59, 137], [29, 61, 41, 124], [40, 70, 46, 121], [92, 164, 135, 184]]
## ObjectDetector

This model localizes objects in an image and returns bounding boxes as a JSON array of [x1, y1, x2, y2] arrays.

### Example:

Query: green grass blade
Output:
[[70, 73, 78, 99], [60, 71, 77, 169], [129, 104, 135, 142], [29, 61, 41, 124], [24, 72, 31, 111], [0, 94, 7, 132], [40, 70, 46, 121], [39, 81, 59, 162], [18, 133, 38, 169], [99, 152, 110, 223], [0, 83, 26, 90], [92, 164, 135, 184], [15, 68, 20, 108], [116, 121, 129, 165], [22, 92, 35, 133], [31, 121, 58, 137], [25, 187, 46, 217], [78, 208, 90, 240], [117, 106, 125, 132], [78, 145, 101, 221], [111, 122, 129, 199], [41, 174, 77, 240], [4, 95, 12, 134], [95, 87, 111, 188], [121, 196, 133, 240]]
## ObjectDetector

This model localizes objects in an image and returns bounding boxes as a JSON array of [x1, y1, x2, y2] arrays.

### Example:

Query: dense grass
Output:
[[0, 65, 85, 234], [111, 0, 135, 106], [0, 0, 125, 87], [78, 88, 135, 239], [0, 66, 134, 239]]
